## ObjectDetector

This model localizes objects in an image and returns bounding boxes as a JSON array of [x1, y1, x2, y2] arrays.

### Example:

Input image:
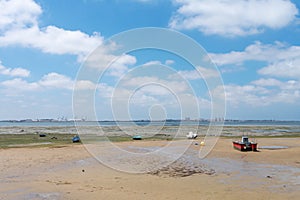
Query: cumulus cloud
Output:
[[175, 66, 220, 80], [1, 78, 39, 91], [252, 78, 300, 91], [223, 78, 300, 107], [0, 61, 30, 77], [224, 84, 268, 106], [121, 75, 190, 95], [0, 72, 100, 92], [0, 0, 137, 80], [170, 0, 298, 37], [210, 41, 300, 79], [258, 59, 300, 79], [108, 54, 137, 77], [251, 78, 283, 87], [75, 80, 98, 90], [210, 41, 299, 65], [209, 41, 300, 106], [0, 0, 103, 58], [38, 73, 74, 90], [106, 78, 205, 119], [0, 26, 102, 56], [0, 0, 41, 31]]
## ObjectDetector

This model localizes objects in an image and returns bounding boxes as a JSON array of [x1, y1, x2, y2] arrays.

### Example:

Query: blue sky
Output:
[[0, 0, 300, 120]]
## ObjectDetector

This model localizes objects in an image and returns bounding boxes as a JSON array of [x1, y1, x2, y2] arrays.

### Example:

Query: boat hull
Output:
[[233, 141, 257, 151], [132, 135, 142, 140], [72, 136, 80, 143]]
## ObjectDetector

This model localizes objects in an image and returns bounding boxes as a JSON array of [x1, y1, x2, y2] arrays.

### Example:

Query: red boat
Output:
[[233, 136, 257, 151]]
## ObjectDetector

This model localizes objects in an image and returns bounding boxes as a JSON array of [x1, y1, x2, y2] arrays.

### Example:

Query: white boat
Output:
[[186, 131, 198, 139]]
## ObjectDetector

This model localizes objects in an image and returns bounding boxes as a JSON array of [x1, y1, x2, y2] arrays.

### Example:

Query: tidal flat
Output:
[[0, 125, 300, 148], [1, 135, 300, 200]]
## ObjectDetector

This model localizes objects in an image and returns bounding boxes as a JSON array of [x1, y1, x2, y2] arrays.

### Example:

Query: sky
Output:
[[0, 0, 300, 121]]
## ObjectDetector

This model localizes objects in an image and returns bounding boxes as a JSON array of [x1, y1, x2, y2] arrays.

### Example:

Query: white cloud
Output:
[[0, 61, 30, 77], [81, 42, 138, 77], [106, 81, 206, 119], [165, 60, 174, 65], [176, 66, 219, 80], [251, 78, 282, 87], [121, 76, 158, 87], [258, 59, 300, 79], [129, 90, 161, 106], [97, 83, 115, 98], [134, 84, 176, 96], [0, 0, 103, 58], [75, 80, 97, 90], [170, 0, 298, 37], [210, 41, 299, 66], [210, 41, 300, 107], [210, 41, 300, 79], [252, 78, 300, 90], [138, 60, 175, 66], [142, 60, 162, 66], [0, 25, 103, 57], [0, 0, 41, 30], [38, 73, 74, 90], [0, 0, 136, 82], [0, 72, 101, 92], [1, 78, 39, 91], [121, 75, 190, 94], [224, 78, 300, 107], [95, 72, 196, 108], [108, 54, 137, 77], [224, 84, 270, 106]]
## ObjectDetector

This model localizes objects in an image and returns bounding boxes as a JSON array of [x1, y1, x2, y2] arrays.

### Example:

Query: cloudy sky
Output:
[[0, 0, 299, 121]]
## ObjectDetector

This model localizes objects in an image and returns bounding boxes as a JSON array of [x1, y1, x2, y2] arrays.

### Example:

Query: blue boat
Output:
[[132, 135, 142, 140], [72, 135, 80, 143]]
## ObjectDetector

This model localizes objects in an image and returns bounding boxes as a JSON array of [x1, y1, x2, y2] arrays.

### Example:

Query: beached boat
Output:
[[132, 135, 142, 140], [186, 131, 198, 139], [72, 135, 80, 143], [233, 136, 257, 151]]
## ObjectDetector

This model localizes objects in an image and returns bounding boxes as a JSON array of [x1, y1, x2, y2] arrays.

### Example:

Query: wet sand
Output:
[[1, 137, 300, 200], [1, 124, 300, 137]]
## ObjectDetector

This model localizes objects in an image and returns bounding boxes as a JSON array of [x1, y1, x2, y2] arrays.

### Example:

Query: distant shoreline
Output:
[[1, 119, 300, 123], [0, 120, 299, 129]]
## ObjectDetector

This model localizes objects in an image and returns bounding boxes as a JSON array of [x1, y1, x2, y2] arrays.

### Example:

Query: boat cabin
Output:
[[242, 136, 249, 144]]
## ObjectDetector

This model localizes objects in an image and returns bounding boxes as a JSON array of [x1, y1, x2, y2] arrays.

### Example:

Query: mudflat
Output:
[[1, 136, 300, 200]]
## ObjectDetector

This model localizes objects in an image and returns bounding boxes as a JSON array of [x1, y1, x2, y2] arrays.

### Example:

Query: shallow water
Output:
[[259, 146, 289, 149]]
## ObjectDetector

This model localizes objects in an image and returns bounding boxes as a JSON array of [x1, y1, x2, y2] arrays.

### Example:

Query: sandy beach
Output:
[[1, 134, 300, 200]]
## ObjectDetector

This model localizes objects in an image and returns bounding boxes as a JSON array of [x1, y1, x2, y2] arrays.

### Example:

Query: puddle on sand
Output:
[[23, 192, 61, 200], [259, 146, 288, 150]]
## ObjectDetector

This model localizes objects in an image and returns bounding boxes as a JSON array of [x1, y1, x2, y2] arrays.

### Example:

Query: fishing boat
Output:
[[233, 136, 257, 151]]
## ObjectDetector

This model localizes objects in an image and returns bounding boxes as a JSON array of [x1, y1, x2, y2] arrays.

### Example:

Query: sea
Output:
[[0, 120, 300, 136], [0, 120, 299, 127]]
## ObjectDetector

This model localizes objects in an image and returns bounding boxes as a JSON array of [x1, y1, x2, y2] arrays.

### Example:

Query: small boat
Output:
[[132, 135, 142, 140], [72, 135, 81, 143], [186, 131, 198, 139], [233, 136, 257, 151]]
